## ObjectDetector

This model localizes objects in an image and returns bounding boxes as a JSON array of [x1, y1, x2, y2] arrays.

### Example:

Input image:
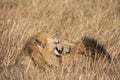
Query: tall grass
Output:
[[0, 0, 120, 80]]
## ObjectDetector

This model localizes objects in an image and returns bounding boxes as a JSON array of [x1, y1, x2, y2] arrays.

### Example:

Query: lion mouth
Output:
[[53, 46, 72, 56], [53, 47, 63, 56]]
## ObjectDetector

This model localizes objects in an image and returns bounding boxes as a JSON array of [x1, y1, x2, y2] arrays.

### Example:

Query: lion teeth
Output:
[[54, 49, 60, 56]]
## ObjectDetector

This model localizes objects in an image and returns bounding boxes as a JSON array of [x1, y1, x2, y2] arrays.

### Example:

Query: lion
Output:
[[56, 37, 111, 66], [17, 32, 63, 70], [16, 32, 111, 70], [55, 40, 85, 66]]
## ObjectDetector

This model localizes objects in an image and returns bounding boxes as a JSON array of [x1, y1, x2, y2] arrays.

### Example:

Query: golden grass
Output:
[[0, 0, 120, 80]]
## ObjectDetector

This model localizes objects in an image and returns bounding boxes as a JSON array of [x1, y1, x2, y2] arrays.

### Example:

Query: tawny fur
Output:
[[18, 32, 61, 70], [58, 37, 111, 66], [59, 40, 86, 66], [17, 32, 111, 70]]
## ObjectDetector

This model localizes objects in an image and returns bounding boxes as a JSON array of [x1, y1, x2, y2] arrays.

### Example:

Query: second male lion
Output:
[[56, 40, 85, 66], [56, 37, 111, 66]]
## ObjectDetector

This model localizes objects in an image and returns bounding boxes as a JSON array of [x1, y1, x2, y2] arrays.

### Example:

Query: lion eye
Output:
[[40, 44, 45, 48], [35, 39, 45, 48]]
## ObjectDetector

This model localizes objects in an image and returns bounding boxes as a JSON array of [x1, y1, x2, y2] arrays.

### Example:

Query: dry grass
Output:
[[0, 0, 120, 80]]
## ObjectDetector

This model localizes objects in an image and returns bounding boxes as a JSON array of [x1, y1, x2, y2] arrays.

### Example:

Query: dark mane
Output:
[[81, 36, 111, 62]]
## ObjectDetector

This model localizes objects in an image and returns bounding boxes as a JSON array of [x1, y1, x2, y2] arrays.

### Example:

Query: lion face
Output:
[[35, 32, 59, 49], [54, 40, 73, 56]]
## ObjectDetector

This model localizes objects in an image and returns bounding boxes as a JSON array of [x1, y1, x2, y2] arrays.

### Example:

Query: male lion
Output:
[[56, 40, 85, 66], [56, 37, 111, 66], [17, 32, 62, 70]]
